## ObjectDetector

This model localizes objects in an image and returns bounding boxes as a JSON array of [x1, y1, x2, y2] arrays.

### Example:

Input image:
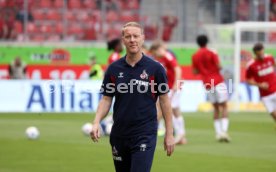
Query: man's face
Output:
[[116, 41, 123, 53], [155, 47, 166, 58], [255, 49, 264, 59], [122, 26, 144, 55], [15, 58, 21, 66], [89, 58, 96, 66], [151, 47, 166, 59]]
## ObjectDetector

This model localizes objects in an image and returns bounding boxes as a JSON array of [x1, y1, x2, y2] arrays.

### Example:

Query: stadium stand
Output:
[[269, 0, 276, 41], [0, 0, 275, 42], [0, 0, 141, 41], [0, 0, 180, 42]]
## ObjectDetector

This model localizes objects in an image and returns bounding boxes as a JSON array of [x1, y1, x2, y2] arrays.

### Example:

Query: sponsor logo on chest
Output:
[[258, 66, 274, 76]]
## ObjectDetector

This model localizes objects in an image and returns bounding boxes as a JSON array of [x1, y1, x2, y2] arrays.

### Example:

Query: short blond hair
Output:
[[121, 22, 144, 36], [149, 40, 165, 52]]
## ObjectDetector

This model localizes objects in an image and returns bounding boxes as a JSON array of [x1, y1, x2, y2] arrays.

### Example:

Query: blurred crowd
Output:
[[0, 0, 276, 42], [219, 0, 276, 23], [0, 0, 179, 42], [270, 0, 276, 21], [0, 0, 186, 43], [0, 0, 141, 41], [0, 0, 24, 40], [236, 0, 276, 21]]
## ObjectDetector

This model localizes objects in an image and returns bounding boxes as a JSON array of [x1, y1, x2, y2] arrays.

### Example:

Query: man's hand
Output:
[[164, 133, 175, 156], [172, 85, 177, 92], [90, 123, 101, 142], [159, 93, 175, 156], [258, 82, 269, 90], [90, 96, 113, 142], [247, 79, 269, 90]]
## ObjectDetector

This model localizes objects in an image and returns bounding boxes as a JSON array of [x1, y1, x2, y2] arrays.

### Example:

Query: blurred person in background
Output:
[[270, 2, 276, 19], [0, 14, 8, 39], [15, 8, 34, 24], [236, 0, 250, 21], [141, 44, 151, 57], [8, 56, 27, 79], [162, 15, 178, 42], [246, 43, 276, 126], [150, 41, 187, 145], [107, 38, 123, 65], [4, 11, 16, 40], [89, 56, 103, 80], [144, 18, 158, 41], [192, 35, 230, 142]]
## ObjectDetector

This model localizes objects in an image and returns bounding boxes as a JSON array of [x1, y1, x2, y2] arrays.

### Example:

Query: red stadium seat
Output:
[[84, 27, 97, 40], [53, 0, 65, 8], [76, 11, 89, 22], [68, 0, 82, 9], [66, 11, 76, 21], [5, 0, 15, 8], [28, 0, 35, 6], [120, 12, 139, 22], [47, 34, 61, 41], [0, 0, 7, 8], [82, 0, 96, 9], [33, 10, 45, 20], [31, 34, 45, 42], [91, 10, 101, 22], [39, 0, 52, 8], [269, 32, 276, 42], [46, 10, 62, 21], [106, 10, 119, 22], [120, 0, 139, 10], [68, 24, 83, 34], [106, 24, 121, 40], [14, 21, 23, 33], [40, 24, 53, 33], [15, 0, 24, 9], [55, 23, 64, 34], [27, 22, 39, 33]]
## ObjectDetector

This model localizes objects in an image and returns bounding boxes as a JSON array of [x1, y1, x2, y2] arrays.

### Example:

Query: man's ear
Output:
[[121, 37, 126, 46], [141, 34, 145, 44]]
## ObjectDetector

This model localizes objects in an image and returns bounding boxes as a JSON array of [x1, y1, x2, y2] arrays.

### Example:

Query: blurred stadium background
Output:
[[0, 0, 276, 172]]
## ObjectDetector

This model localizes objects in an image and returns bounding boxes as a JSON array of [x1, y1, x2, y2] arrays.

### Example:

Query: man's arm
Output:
[[172, 66, 182, 91], [191, 55, 199, 74], [247, 78, 268, 90], [210, 51, 222, 71], [89, 70, 97, 77], [8, 65, 12, 78], [90, 96, 113, 142], [159, 93, 175, 156]]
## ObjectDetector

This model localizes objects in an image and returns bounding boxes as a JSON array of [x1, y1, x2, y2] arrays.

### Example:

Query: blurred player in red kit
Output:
[[192, 35, 230, 142], [150, 41, 187, 145], [246, 43, 276, 125], [107, 38, 123, 65]]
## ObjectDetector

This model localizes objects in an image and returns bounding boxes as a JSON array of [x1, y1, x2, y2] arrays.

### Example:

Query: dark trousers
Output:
[[110, 134, 157, 172]]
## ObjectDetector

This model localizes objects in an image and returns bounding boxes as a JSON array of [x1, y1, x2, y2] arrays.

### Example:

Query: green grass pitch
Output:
[[0, 112, 276, 172]]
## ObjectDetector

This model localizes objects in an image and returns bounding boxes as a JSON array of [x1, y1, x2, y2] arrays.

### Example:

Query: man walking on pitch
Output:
[[192, 35, 230, 142], [90, 22, 175, 172], [246, 43, 276, 124]]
